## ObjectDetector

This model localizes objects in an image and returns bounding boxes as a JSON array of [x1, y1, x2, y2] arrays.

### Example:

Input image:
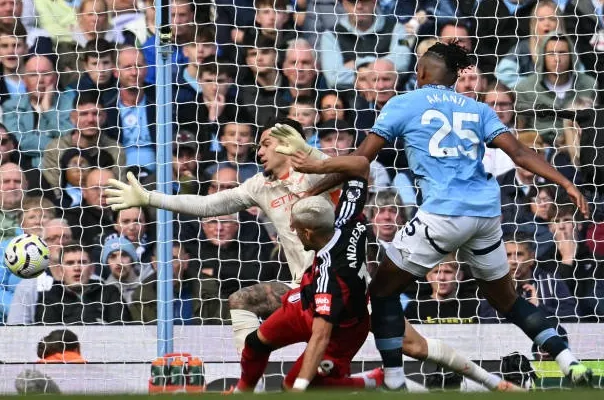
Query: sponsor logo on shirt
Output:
[[315, 293, 332, 315], [288, 292, 301, 303], [270, 193, 298, 208]]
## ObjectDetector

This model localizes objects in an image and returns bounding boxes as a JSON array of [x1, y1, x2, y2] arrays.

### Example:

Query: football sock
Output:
[[426, 338, 502, 390], [371, 294, 405, 388], [504, 297, 571, 362], [554, 349, 579, 376], [230, 309, 260, 354], [237, 331, 272, 391]]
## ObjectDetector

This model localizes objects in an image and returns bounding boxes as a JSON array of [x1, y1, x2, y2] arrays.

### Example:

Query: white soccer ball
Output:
[[4, 233, 50, 279]]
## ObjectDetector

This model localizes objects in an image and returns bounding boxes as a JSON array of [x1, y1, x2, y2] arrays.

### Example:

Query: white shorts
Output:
[[384, 209, 509, 281]]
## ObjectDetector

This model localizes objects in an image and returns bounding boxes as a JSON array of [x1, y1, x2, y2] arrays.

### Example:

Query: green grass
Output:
[[1, 390, 603, 399]]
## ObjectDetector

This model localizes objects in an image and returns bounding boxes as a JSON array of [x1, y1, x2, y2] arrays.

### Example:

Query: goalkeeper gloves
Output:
[[270, 123, 314, 156], [106, 172, 151, 211]]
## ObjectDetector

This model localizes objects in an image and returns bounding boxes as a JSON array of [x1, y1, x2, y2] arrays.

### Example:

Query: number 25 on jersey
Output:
[[422, 110, 480, 160]]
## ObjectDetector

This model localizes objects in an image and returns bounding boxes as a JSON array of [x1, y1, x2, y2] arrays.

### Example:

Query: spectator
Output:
[[140, 0, 193, 84], [403, 36, 438, 92], [122, 0, 154, 45], [172, 130, 202, 195], [437, 20, 473, 52], [214, 0, 256, 50], [0, 0, 52, 52], [34, 243, 129, 324], [42, 91, 124, 190], [372, 58, 398, 111], [101, 235, 152, 303], [320, 0, 411, 89], [0, 125, 18, 165], [175, 27, 219, 105], [0, 21, 27, 105], [498, 131, 554, 260], [455, 65, 487, 101], [29, 0, 76, 41], [3, 55, 74, 168], [481, 81, 516, 177], [203, 122, 260, 184], [7, 218, 71, 325], [317, 119, 391, 191], [55, 148, 95, 208], [515, 32, 597, 145], [365, 189, 406, 270], [37, 329, 86, 363], [405, 256, 480, 324], [109, 0, 145, 46], [68, 39, 118, 108], [20, 195, 55, 236], [71, 0, 119, 46], [393, 1, 467, 37], [299, 0, 344, 48], [64, 168, 116, 246], [237, 35, 288, 129], [287, 96, 319, 145], [176, 61, 240, 159], [318, 90, 348, 124], [549, 205, 604, 320], [0, 162, 25, 241], [199, 214, 280, 299], [282, 38, 325, 102], [351, 59, 377, 130], [479, 233, 578, 321], [110, 45, 156, 173], [475, 0, 538, 74], [129, 242, 224, 325], [495, 0, 565, 89], [237, 0, 296, 51]]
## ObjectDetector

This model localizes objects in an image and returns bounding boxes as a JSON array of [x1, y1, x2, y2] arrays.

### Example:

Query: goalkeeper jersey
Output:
[[236, 170, 339, 284]]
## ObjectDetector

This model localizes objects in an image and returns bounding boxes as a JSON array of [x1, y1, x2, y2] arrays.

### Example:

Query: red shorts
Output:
[[259, 288, 370, 387]]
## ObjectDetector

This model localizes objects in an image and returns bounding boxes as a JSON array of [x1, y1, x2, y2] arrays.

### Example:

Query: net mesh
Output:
[[0, 0, 602, 393]]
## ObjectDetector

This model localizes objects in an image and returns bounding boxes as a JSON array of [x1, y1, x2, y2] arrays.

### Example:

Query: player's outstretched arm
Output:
[[290, 150, 370, 180], [305, 133, 387, 196], [492, 132, 589, 217], [291, 317, 333, 391], [106, 172, 253, 216]]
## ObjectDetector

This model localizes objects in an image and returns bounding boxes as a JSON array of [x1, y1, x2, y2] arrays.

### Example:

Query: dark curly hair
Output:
[[425, 41, 475, 84]]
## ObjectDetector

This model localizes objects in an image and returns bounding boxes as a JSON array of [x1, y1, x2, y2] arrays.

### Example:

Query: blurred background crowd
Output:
[[0, 0, 603, 326]]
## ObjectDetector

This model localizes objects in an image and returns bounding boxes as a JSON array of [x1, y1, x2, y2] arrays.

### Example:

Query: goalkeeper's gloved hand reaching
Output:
[[270, 123, 313, 155], [106, 172, 151, 211]]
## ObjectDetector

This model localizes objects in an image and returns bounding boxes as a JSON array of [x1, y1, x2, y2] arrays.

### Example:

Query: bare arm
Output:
[[292, 317, 333, 390], [492, 132, 589, 217], [306, 133, 387, 196], [290, 151, 370, 180]]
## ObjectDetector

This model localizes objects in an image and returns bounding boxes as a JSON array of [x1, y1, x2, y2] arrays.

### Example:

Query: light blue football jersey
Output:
[[371, 84, 509, 217]]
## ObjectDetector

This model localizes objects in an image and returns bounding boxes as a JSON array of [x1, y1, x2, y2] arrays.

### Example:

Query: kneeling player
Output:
[[234, 155, 379, 392]]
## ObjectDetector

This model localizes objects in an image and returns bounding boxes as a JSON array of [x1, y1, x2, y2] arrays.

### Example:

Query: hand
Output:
[[344, 59, 355, 70], [564, 185, 589, 218], [206, 93, 225, 122], [522, 284, 539, 307], [40, 86, 54, 112], [270, 123, 312, 155], [290, 150, 322, 173], [105, 172, 151, 211], [553, 227, 577, 265]]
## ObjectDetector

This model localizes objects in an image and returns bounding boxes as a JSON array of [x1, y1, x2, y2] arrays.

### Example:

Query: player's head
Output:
[[290, 196, 335, 251], [417, 41, 475, 88], [258, 118, 305, 179]]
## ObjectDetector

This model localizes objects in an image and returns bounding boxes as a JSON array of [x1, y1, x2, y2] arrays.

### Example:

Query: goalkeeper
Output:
[[106, 120, 520, 391]]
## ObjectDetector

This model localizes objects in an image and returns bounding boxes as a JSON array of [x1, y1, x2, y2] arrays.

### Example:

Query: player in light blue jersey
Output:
[[305, 42, 592, 390]]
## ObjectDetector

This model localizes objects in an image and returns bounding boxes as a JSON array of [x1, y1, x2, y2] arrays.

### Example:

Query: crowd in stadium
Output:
[[0, 0, 602, 326]]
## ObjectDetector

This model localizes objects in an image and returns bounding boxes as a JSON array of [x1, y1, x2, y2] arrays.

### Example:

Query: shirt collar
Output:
[[423, 84, 455, 91]]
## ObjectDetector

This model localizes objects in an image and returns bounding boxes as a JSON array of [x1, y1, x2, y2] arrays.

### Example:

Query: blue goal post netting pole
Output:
[[155, 0, 174, 357]]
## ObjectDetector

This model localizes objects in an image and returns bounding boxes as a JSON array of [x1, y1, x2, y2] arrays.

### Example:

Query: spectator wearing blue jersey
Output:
[[3, 55, 74, 169], [109, 46, 157, 174], [319, 0, 412, 89]]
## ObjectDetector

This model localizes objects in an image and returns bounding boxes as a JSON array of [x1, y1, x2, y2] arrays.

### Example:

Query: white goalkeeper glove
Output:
[[270, 123, 313, 156], [106, 172, 151, 211]]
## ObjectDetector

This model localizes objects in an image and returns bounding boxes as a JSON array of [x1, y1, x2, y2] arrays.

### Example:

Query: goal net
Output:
[[0, 0, 602, 393]]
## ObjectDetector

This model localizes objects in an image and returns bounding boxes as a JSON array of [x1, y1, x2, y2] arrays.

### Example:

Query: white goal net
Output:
[[0, 0, 602, 394]]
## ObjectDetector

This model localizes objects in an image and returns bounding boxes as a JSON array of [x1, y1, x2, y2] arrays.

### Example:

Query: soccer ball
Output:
[[4, 233, 50, 279]]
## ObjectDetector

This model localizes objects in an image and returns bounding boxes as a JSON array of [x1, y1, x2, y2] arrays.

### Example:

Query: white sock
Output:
[[426, 338, 502, 390], [230, 309, 261, 354], [555, 349, 578, 375], [384, 367, 406, 389]]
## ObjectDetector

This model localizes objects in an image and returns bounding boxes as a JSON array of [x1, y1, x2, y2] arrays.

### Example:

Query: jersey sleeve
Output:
[[369, 96, 407, 143], [313, 262, 345, 324], [333, 177, 368, 228], [482, 104, 509, 145]]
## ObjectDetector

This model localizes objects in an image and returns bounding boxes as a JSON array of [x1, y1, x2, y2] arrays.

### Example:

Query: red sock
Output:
[[236, 345, 270, 391]]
